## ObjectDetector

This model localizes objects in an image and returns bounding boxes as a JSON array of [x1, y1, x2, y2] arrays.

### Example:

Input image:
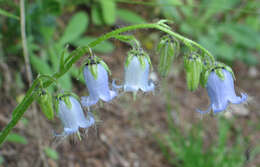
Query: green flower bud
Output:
[[184, 54, 203, 91], [37, 90, 54, 120], [157, 36, 179, 77]]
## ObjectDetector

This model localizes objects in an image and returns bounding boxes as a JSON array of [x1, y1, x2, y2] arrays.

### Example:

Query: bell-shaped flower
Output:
[[113, 55, 154, 93], [198, 69, 247, 114], [57, 96, 95, 136], [81, 63, 117, 107]]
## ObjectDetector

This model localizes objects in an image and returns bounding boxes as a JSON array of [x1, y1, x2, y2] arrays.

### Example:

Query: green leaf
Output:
[[73, 37, 114, 53], [59, 12, 89, 45], [117, 9, 146, 24], [0, 8, 19, 20], [44, 147, 59, 160], [30, 54, 53, 75], [99, 0, 116, 25], [6, 133, 28, 144], [91, 5, 103, 26], [58, 73, 72, 90]]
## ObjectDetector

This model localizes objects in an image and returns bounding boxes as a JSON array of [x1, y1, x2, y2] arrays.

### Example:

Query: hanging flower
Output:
[[113, 50, 154, 93], [81, 62, 117, 107], [197, 69, 247, 114], [57, 96, 95, 137]]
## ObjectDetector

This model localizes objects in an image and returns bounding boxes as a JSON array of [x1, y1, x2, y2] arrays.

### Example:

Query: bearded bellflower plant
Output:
[[1, 20, 250, 145], [56, 95, 95, 137], [113, 48, 155, 93], [198, 67, 247, 114], [81, 58, 117, 107]]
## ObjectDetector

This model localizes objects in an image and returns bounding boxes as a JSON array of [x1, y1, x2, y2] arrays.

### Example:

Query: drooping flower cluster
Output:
[[36, 40, 248, 141]]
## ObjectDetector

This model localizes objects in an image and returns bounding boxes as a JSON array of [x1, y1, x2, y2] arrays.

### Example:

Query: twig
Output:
[[20, 0, 32, 85], [20, 1, 48, 167]]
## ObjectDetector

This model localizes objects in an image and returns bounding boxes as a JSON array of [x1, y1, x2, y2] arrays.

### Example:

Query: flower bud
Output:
[[157, 36, 179, 77], [37, 90, 54, 120], [184, 54, 203, 91]]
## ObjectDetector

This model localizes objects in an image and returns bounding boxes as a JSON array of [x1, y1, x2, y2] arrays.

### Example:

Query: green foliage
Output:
[[99, 0, 116, 25], [156, 105, 254, 167], [6, 133, 28, 145], [0, 8, 19, 20], [59, 12, 89, 45], [157, 0, 260, 65], [44, 147, 59, 160], [117, 9, 146, 24]]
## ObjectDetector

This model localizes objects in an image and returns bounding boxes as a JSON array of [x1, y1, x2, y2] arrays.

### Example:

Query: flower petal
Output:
[[140, 80, 155, 92], [228, 93, 247, 104], [81, 96, 99, 107], [196, 106, 211, 114]]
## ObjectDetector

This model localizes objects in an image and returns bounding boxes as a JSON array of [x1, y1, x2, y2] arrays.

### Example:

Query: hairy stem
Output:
[[0, 22, 214, 145]]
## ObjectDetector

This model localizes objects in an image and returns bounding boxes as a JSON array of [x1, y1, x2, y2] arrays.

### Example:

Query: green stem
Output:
[[0, 22, 214, 146]]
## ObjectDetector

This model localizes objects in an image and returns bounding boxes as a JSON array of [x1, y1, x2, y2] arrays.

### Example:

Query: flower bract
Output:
[[197, 69, 247, 114]]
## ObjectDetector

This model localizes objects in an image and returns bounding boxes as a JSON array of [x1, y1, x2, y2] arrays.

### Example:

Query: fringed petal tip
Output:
[[112, 79, 123, 90], [141, 80, 155, 92], [236, 92, 247, 104], [86, 112, 96, 127], [124, 85, 139, 92], [53, 128, 75, 138], [81, 96, 99, 107], [100, 90, 117, 102], [196, 107, 211, 114]]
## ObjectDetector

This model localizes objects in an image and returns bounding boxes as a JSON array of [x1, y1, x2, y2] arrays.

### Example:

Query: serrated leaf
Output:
[[99, 0, 116, 25], [44, 147, 59, 160], [6, 133, 28, 144], [117, 9, 146, 24], [59, 12, 89, 45]]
